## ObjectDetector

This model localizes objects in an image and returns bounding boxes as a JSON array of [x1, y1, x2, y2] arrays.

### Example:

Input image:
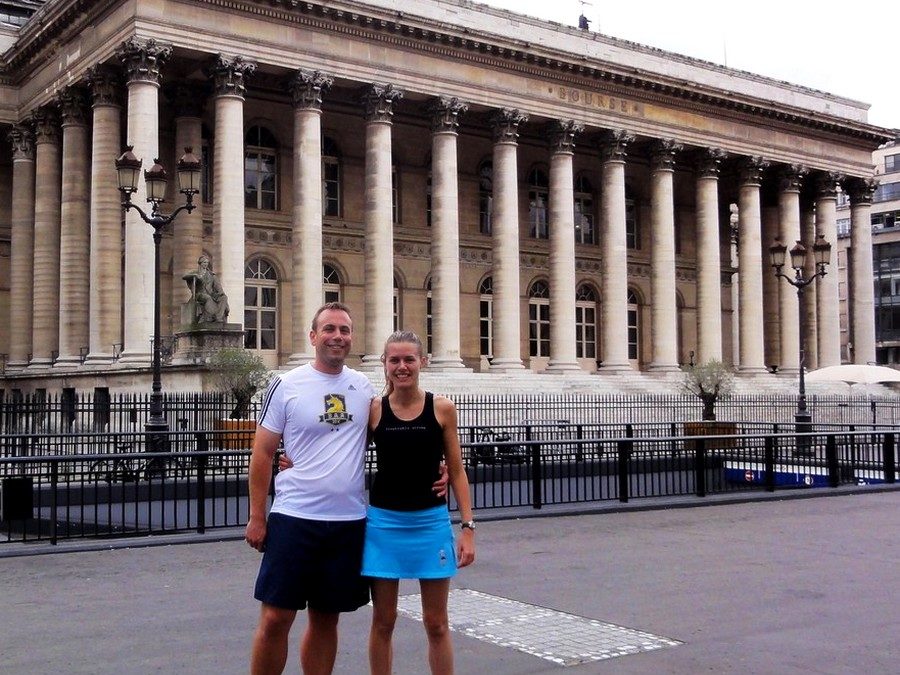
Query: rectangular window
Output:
[[885, 154, 900, 174], [323, 160, 340, 217], [874, 182, 900, 203], [479, 299, 493, 357]]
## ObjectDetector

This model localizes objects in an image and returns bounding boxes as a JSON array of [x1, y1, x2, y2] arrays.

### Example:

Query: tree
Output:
[[681, 359, 734, 421], [208, 348, 272, 419]]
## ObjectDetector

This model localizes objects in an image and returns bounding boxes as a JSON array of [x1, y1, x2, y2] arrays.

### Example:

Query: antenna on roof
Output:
[[577, 0, 593, 31]]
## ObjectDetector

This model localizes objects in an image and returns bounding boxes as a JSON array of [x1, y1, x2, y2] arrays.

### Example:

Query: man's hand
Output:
[[432, 462, 449, 498], [277, 450, 293, 472], [245, 515, 267, 552]]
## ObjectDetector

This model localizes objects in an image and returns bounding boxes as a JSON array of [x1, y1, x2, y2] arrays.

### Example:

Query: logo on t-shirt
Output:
[[319, 393, 353, 426]]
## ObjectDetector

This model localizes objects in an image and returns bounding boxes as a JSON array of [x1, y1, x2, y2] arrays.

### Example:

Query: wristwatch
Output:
[[460, 520, 476, 531]]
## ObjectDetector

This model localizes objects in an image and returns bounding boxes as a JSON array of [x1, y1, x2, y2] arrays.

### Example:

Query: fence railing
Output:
[[0, 424, 896, 546]]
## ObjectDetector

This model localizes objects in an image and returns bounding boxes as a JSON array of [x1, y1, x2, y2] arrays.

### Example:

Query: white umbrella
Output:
[[805, 364, 900, 385]]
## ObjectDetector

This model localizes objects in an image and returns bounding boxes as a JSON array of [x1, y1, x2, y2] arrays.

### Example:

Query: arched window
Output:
[[528, 167, 549, 239], [627, 288, 640, 364], [322, 137, 341, 218], [244, 126, 278, 210], [478, 161, 493, 235], [575, 284, 597, 359], [479, 276, 493, 357], [244, 258, 278, 351], [323, 263, 341, 303], [528, 280, 550, 357], [574, 174, 595, 245], [626, 185, 639, 249]]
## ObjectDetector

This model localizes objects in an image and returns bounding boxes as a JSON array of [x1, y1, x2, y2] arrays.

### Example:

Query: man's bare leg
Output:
[[300, 608, 340, 674], [251, 603, 296, 675]]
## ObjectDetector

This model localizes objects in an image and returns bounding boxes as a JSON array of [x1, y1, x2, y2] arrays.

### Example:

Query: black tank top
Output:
[[369, 392, 446, 511]]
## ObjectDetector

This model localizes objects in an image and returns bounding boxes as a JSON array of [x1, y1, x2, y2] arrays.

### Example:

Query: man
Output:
[[245, 302, 445, 674]]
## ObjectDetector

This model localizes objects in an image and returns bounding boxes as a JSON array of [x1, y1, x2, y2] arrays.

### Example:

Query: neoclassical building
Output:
[[0, 0, 893, 390]]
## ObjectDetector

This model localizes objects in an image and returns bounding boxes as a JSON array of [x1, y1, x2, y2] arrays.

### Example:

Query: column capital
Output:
[[844, 176, 877, 205], [427, 96, 468, 133], [86, 64, 123, 107], [116, 37, 171, 85], [165, 80, 205, 118], [360, 82, 403, 122], [696, 147, 727, 177], [57, 86, 89, 126], [778, 164, 808, 192], [650, 138, 683, 171], [815, 171, 844, 200], [8, 123, 35, 160], [547, 119, 584, 154], [597, 128, 635, 162], [31, 107, 60, 145], [207, 54, 256, 98], [737, 156, 769, 185], [290, 69, 334, 110], [490, 107, 528, 143]]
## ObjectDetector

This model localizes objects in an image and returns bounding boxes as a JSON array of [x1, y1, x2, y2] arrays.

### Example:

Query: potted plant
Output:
[[681, 359, 737, 447], [208, 347, 272, 448]]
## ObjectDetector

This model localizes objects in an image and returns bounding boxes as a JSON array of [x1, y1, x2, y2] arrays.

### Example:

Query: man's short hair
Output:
[[311, 301, 352, 331]]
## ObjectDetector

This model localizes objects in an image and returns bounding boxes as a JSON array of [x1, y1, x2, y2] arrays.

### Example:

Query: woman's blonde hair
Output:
[[381, 330, 425, 394]]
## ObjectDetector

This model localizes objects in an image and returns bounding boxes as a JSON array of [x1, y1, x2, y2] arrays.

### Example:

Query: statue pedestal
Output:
[[171, 323, 244, 365]]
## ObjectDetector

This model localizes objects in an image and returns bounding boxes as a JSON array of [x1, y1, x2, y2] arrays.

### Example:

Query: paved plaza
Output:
[[1, 490, 898, 674]]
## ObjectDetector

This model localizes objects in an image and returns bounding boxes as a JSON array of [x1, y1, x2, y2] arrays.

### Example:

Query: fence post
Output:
[[617, 439, 630, 503], [530, 441, 542, 510], [196, 436, 207, 534], [825, 435, 839, 488], [50, 460, 58, 545], [764, 435, 776, 492], [695, 438, 706, 497], [883, 433, 896, 485]]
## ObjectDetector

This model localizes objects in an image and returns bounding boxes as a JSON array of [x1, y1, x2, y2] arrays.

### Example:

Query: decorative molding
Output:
[[427, 96, 468, 134], [490, 108, 528, 143], [117, 37, 172, 85], [737, 156, 769, 185], [360, 82, 403, 123], [290, 69, 334, 110], [778, 164, 808, 192], [598, 129, 635, 162], [547, 119, 584, 153], [207, 54, 257, 98], [31, 107, 60, 145], [57, 85, 89, 126], [650, 138, 683, 172], [696, 147, 728, 177], [460, 247, 494, 265], [815, 171, 844, 200], [86, 64, 123, 108], [844, 177, 878, 206], [8, 124, 35, 161]]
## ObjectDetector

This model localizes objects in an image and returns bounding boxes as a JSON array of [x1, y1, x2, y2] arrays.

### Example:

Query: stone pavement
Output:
[[1, 490, 898, 674]]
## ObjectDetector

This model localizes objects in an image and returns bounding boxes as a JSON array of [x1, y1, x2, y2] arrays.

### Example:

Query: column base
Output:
[[27, 358, 54, 369], [646, 363, 681, 373], [53, 357, 83, 368], [83, 354, 116, 366], [596, 362, 634, 374], [777, 367, 800, 376], [357, 355, 385, 372], [427, 357, 471, 372], [285, 353, 314, 368], [488, 358, 526, 373], [737, 365, 770, 375], [116, 351, 152, 366], [545, 361, 582, 373], [4, 360, 29, 371]]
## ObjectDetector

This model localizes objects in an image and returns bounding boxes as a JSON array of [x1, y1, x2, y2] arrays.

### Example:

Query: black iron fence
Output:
[[0, 424, 896, 546]]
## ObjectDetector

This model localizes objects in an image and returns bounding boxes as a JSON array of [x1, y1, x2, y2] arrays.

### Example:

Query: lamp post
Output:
[[769, 234, 832, 455], [115, 146, 201, 450]]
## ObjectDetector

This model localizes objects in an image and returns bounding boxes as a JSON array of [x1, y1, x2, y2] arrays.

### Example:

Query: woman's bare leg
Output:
[[420, 578, 453, 675], [369, 579, 400, 675]]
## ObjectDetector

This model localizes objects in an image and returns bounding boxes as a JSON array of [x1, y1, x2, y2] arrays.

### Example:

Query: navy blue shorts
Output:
[[254, 512, 369, 613]]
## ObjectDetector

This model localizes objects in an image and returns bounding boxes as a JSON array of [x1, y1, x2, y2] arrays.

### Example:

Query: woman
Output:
[[363, 330, 475, 675]]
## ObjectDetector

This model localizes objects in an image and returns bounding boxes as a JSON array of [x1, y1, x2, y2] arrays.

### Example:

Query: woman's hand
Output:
[[276, 450, 293, 472], [456, 529, 475, 568]]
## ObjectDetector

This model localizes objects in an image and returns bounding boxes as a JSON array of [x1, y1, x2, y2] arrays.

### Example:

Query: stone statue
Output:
[[183, 255, 229, 324]]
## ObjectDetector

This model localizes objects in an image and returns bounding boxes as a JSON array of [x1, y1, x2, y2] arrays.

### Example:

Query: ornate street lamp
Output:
[[115, 146, 201, 449], [770, 234, 832, 454]]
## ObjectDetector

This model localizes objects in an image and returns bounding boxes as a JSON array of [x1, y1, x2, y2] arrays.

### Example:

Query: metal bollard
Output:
[[764, 435, 776, 493], [695, 438, 707, 497], [530, 442, 543, 510], [883, 433, 896, 485], [617, 439, 630, 503], [825, 435, 839, 488]]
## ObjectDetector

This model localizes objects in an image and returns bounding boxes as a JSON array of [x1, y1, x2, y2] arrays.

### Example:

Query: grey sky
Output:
[[478, 0, 898, 131]]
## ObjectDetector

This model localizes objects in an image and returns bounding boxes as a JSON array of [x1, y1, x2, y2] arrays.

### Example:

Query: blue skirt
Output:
[[362, 505, 457, 579]]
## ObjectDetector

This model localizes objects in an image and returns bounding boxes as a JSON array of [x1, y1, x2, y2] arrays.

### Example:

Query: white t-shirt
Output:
[[258, 363, 375, 521]]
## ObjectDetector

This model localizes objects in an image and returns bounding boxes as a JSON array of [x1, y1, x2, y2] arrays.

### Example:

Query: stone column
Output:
[[777, 165, 807, 373], [737, 157, 769, 373], [647, 139, 682, 372], [598, 129, 635, 372], [29, 107, 62, 368], [427, 96, 470, 370], [360, 83, 403, 367], [85, 65, 124, 364], [489, 108, 528, 372], [209, 54, 256, 329], [815, 173, 842, 367], [546, 119, 584, 372], [117, 37, 171, 364], [846, 177, 878, 365], [167, 81, 205, 322], [286, 70, 332, 365], [801, 202, 818, 371], [694, 148, 727, 365], [55, 86, 91, 367], [6, 125, 35, 369]]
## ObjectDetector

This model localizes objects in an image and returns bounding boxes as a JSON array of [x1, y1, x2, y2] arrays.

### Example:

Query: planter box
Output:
[[213, 418, 257, 450]]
